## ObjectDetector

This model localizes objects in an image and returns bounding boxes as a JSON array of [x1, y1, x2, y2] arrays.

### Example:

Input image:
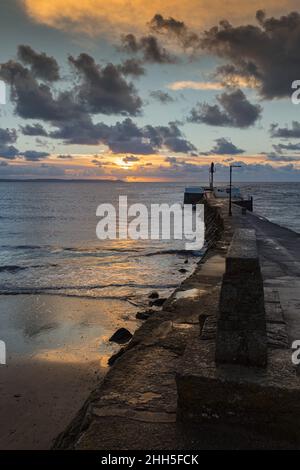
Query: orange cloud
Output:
[[22, 0, 299, 38], [168, 81, 224, 91]]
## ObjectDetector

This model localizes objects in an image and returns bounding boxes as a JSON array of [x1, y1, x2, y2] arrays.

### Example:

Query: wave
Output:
[[0, 244, 144, 255], [0, 263, 58, 273], [0, 281, 178, 293], [0, 265, 28, 273], [143, 248, 204, 257]]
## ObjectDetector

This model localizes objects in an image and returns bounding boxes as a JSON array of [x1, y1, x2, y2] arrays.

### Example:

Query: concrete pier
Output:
[[53, 196, 300, 450]]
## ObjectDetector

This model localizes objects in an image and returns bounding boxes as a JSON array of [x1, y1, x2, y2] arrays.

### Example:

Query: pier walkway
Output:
[[237, 209, 300, 344]]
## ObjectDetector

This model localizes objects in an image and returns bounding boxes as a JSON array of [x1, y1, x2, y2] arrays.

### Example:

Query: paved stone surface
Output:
[[235, 208, 300, 346]]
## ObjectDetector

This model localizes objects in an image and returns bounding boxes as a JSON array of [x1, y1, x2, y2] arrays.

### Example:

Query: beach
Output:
[[0, 295, 131, 449]]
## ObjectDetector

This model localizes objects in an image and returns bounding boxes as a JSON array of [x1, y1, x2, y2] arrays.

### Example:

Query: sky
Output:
[[1, 0, 300, 181]]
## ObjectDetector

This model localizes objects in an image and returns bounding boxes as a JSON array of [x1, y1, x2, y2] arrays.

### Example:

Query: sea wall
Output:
[[52, 196, 227, 450]]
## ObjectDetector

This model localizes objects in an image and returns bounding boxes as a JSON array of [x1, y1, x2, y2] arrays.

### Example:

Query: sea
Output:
[[0, 181, 299, 299]]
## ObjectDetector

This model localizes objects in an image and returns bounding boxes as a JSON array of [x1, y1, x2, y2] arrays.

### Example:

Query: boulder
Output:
[[149, 298, 166, 307], [109, 328, 132, 344], [136, 310, 155, 320], [148, 291, 159, 299], [108, 348, 125, 366]]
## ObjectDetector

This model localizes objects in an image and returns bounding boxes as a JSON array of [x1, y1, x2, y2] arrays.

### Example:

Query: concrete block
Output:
[[215, 229, 267, 367]]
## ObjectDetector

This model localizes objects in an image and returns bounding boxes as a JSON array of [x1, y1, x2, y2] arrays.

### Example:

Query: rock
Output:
[[179, 268, 188, 273], [136, 310, 155, 320], [149, 298, 166, 307], [148, 291, 159, 299], [109, 328, 132, 344], [184, 259, 189, 264], [108, 348, 125, 366]]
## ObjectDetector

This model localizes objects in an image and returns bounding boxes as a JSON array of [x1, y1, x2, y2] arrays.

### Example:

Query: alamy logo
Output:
[[291, 340, 300, 365], [0, 340, 6, 365], [96, 196, 205, 250], [0, 80, 6, 105]]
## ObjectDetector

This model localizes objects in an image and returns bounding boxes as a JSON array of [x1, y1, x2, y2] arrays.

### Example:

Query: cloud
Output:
[[188, 89, 262, 128], [200, 10, 300, 99], [0, 128, 19, 159], [21, 123, 48, 136], [133, 159, 300, 181], [150, 90, 174, 103], [18, 45, 60, 81], [273, 142, 300, 153], [270, 122, 300, 138], [0, 50, 143, 131], [0, 60, 81, 121], [50, 117, 196, 154], [68, 53, 142, 115], [117, 59, 145, 77], [57, 154, 73, 159], [266, 153, 300, 162], [203, 137, 245, 155], [0, 127, 50, 161], [22, 0, 297, 38], [168, 81, 225, 91], [0, 162, 65, 178], [120, 34, 176, 64], [20, 150, 50, 161], [122, 155, 140, 163], [143, 121, 196, 153], [149, 13, 200, 49]]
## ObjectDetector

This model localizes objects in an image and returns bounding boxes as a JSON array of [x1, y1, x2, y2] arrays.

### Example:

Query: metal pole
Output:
[[229, 166, 232, 216]]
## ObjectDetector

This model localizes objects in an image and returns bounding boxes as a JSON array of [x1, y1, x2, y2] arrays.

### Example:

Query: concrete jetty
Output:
[[53, 195, 300, 450]]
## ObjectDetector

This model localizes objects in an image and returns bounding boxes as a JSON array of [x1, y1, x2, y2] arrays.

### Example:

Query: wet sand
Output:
[[0, 294, 137, 449]]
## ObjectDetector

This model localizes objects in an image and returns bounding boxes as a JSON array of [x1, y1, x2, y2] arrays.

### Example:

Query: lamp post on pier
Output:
[[229, 164, 241, 216]]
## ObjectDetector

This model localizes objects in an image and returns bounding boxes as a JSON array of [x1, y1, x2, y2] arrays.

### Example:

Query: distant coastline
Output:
[[0, 179, 125, 183]]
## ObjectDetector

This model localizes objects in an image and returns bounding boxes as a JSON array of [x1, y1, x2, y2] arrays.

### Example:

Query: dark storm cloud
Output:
[[200, 10, 300, 99], [0, 50, 143, 123], [0, 128, 17, 145], [120, 34, 176, 64], [0, 127, 50, 161], [49, 116, 109, 146], [21, 123, 48, 136], [143, 121, 196, 153], [150, 90, 174, 103], [0, 128, 19, 159], [18, 45, 60, 82], [0, 60, 83, 121], [270, 122, 300, 138], [68, 53, 142, 116], [117, 59, 145, 77], [188, 89, 262, 128], [202, 137, 245, 155], [149, 14, 200, 49], [50, 117, 196, 154]]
